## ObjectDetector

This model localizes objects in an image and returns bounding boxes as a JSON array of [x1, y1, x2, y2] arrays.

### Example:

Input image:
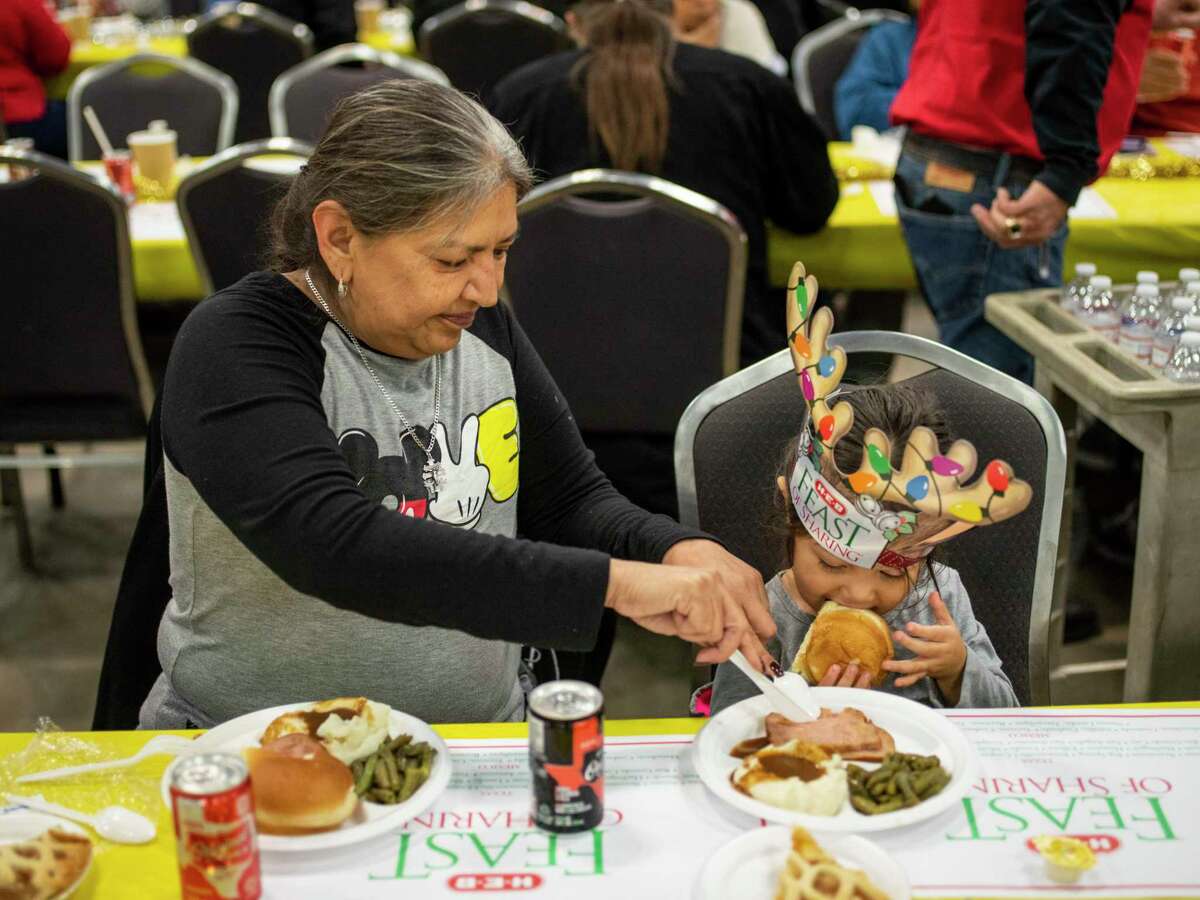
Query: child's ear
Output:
[[776, 476, 788, 499]]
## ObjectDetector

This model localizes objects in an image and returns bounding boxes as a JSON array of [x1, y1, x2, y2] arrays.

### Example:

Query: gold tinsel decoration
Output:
[[1104, 153, 1200, 180]]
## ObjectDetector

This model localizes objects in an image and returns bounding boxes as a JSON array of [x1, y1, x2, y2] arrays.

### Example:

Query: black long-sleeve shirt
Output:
[[136, 273, 705, 725], [490, 44, 838, 365]]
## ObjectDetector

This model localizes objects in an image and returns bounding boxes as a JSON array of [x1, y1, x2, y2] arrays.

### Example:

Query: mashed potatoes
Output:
[[316, 700, 391, 765], [733, 740, 848, 816]]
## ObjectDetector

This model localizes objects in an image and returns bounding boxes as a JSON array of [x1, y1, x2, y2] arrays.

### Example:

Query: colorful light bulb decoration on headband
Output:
[[784, 261, 1034, 570]]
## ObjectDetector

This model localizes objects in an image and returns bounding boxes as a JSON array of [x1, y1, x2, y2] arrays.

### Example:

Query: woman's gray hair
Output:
[[270, 79, 533, 278]]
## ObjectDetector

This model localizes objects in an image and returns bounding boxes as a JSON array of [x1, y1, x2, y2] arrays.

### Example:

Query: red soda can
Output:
[[169, 753, 262, 900], [529, 680, 604, 833]]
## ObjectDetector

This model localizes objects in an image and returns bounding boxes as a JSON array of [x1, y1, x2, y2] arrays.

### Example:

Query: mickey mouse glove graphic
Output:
[[427, 415, 491, 529]]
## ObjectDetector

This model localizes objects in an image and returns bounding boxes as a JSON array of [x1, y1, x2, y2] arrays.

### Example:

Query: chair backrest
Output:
[[792, 9, 910, 140], [418, 0, 570, 99], [0, 149, 152, 442], [176, 137, 313, 295], [504, 169, 747, 435], [67, 53, 237, 162], [186, 2, 314, 143], [269, 43, 449, 143], [675, 335, 1067, 706]]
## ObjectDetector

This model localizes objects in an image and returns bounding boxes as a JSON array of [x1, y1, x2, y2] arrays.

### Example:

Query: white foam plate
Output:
[[696, 826, 909, 900], [160, 702, 451, 854], [694, 689, 977, 833], [0, 807, 93, 898]]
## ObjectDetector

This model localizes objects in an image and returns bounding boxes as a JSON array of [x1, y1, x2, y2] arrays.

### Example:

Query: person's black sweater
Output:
[[490, 44, 838, 366]]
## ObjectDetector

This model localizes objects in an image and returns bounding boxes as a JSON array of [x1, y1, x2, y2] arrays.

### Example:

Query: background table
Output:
[[81, 142, 1200, 304], [2, 704, 1198, 899], [987, 290, 1200, 704], [768, 143, 1200, 291]]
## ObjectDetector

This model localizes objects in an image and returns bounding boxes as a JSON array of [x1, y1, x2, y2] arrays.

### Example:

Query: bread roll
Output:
[[244, 734, 358, 835], [791, 603, 894, 686]]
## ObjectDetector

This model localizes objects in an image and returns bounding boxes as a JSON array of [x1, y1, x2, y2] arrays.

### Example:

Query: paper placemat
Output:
[[258, 709, 1200, 898]]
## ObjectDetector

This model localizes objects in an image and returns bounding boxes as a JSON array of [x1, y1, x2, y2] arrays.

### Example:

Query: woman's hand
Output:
[[880, 593, 967, 705], [606, 544, 776, 669], [818, 663, 874, 689], [661, 539, 777, 668]]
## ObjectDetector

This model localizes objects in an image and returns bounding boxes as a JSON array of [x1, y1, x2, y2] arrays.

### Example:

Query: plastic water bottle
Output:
[[1062, 262, 1097, 311], [1164, 330, 1200, 383], [1118, 283, 1160, 362], [1077, 275, 1120, 343], [1152, 296, 1196, 370]]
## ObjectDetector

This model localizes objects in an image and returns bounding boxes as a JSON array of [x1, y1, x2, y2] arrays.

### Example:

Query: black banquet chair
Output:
[[0, 148, 153, 570], [504, 168, 747, 517], [268, 43, 449, 143], [791, 8, 910, 140], [66, 53, 237, 162], [418, 0, 570, 99], [176, 137, 313, 295], [186, 2, 314, 143], [674, 335, 1068, 706]]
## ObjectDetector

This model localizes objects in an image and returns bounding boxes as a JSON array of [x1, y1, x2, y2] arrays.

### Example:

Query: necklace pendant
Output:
[[422, 460, 445, 494]]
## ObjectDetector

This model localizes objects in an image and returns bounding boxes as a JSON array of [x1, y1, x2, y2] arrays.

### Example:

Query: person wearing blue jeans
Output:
[[893, 139, 1066, 385]]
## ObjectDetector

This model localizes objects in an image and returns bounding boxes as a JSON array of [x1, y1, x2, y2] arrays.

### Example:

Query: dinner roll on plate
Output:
[[244, 734, 357, 835]]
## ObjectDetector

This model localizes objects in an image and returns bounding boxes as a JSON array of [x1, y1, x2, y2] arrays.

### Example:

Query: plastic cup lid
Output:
[[1137, 270, 1159, 282], [1089, 275, 1112, 288], [1076, 262, 1097, 276], [1181, 268, 1200, 282]]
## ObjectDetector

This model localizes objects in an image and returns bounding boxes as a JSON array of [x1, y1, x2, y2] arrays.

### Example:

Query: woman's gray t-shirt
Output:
[[711, 566, 1019, 714]]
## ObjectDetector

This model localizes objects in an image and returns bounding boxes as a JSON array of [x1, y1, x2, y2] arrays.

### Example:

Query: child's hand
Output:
[[818, 663, 874, 689], [881, 593, 967, 705]]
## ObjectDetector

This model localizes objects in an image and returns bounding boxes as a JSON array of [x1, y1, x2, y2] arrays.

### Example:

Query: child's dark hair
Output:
[[772, 384, 951, 594]]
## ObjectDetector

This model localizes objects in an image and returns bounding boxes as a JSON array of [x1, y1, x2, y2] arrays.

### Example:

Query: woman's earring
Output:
[[337, 278, 347, 299]]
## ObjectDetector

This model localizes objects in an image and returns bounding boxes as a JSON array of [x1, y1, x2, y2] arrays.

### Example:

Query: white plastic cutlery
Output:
[[5, 794, 156, 844], [15, 734, 194, 784], [729, 651, 820, 721]]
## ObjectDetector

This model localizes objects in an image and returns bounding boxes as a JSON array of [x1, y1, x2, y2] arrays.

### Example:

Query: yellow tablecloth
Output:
[[768, 143, 1200, 291], [81, 141, 1200, 303], [46, 30, 415, 100], [0, 718, 691, 900]]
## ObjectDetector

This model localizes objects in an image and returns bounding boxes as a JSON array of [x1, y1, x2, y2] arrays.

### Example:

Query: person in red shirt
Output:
[[1, 0, 72, 159], [1133, 26, 1200, 134], [886, 0, 1156, 383]]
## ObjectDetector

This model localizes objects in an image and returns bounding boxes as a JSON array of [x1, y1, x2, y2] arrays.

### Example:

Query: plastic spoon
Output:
[[5, 794, 157, 845], [16, 734, 194, 784]]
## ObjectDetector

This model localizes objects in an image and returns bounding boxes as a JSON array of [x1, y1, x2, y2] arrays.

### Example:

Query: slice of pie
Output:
[[0, 828, 93, 900], [775, 827, 889, 900]]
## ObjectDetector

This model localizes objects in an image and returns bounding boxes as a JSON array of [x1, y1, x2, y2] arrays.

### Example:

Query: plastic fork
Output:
[[15, 735, 195, 784]]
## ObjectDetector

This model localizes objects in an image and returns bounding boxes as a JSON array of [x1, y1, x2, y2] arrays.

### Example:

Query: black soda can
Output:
[[528, 680, 604, 833]]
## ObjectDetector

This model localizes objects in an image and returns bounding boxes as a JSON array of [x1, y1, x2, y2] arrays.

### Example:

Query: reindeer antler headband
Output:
[[785, 262, 1033, 570]]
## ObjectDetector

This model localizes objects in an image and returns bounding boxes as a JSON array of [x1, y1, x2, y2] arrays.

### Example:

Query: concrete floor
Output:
[[0, 296, 1131, 732]]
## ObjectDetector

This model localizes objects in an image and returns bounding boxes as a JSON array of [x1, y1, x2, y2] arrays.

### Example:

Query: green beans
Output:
[[352, 734, 437, 805], [847, 752, 950, 816]]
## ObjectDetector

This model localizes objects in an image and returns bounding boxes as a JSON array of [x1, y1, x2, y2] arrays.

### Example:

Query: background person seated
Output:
[[832, 8, 916, 140], [673, 0, 785, 74], [0, 0, 71, 159]]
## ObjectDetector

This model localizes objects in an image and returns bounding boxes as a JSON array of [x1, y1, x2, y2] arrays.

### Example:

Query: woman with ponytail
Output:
[[490, 0, 837, 367]]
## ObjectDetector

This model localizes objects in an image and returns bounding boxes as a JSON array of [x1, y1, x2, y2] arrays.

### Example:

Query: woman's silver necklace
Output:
[[304, 269, 445, 494]]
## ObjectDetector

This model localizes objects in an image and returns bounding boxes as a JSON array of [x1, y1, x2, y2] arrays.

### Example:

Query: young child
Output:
[[710, 263, 1027, 713]]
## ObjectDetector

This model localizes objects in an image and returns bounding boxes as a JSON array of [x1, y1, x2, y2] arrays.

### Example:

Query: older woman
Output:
[[136, 81, 774, 729]]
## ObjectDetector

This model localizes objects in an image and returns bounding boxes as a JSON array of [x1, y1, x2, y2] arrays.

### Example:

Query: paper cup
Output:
[[58, 8, 93, 42], [356, 0, 384, 34], [128, 127, 177, 186]]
